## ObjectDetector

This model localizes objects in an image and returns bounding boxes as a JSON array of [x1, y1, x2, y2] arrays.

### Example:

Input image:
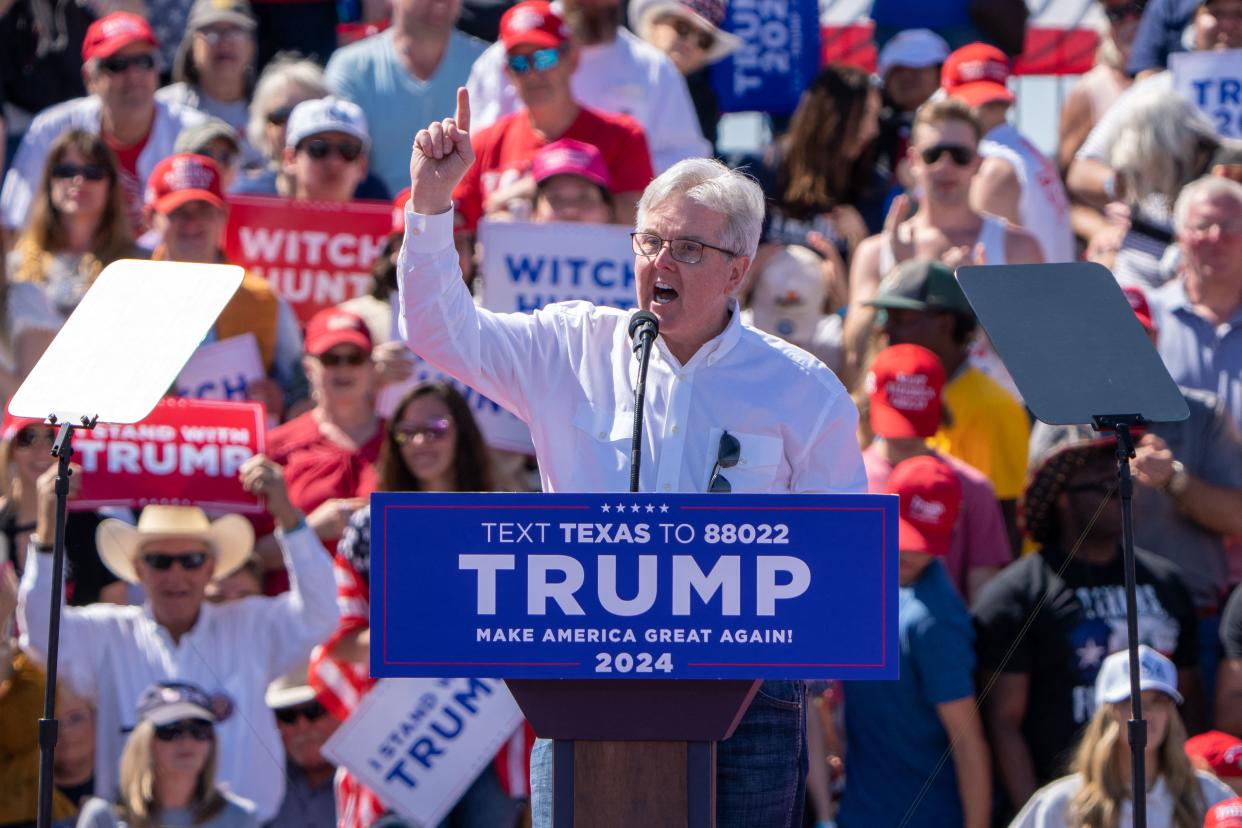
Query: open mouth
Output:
[[653, 281, 679, 305]]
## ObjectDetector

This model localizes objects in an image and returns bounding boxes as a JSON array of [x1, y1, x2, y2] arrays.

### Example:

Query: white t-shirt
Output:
[[1009, 770, 1235, 828], [980, 123, 1074, 264], [465, 27, 710, 172]]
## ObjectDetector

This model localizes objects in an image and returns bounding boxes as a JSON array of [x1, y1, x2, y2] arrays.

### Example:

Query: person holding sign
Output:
[[400, 87, 866, 827]]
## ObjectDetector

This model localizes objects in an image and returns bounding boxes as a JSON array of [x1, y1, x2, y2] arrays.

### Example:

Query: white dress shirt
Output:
[[17, 524, 339, 820], [398, 209, 867, 496], [465, 28, 711, 172]]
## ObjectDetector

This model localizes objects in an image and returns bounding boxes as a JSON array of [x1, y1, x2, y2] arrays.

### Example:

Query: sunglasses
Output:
[[507, 47, 562, 74], [668, 17, 715, 51], [154, 718, 214, 742], [267, 106, 295, 126], [274, 701, 328, 725], [196, 147, 237, 167], [98, 53, 156, 74], [14, 428, 55, 449], [51, 163, 108, 181], [708, 431, 740, 494], [142, 551, 210, 571], [300, 138, 363, 162], [394, 418, 453, 445], [1065, 480, 1116, 497], [1103, 0, 1146, 22], [919, 144, 975, 166], [631, 232, 737, 265], [316, 350, 369, 367]]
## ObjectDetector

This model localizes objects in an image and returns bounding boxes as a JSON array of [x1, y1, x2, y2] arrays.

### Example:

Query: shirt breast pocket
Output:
[[574, 401, 632, 478], [707, 429, 786, 493]]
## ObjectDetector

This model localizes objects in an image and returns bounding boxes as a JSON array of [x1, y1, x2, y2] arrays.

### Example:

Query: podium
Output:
[[366, 492, 898, 827]]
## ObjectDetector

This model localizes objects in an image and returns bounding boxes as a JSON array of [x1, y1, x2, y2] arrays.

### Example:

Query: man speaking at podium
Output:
[[397, 88, 866, 827]]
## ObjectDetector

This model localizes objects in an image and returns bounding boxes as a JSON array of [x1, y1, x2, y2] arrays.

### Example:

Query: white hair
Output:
[[246, 55, 331, 158], [1173, 174, 1242, 234], [636, 158, 765, 259], [1107, 82, 1219, 204]]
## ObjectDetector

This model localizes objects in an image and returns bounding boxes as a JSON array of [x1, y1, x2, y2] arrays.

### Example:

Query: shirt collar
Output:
[[142, 600, 214, 639], [653, 299, 744, 371]]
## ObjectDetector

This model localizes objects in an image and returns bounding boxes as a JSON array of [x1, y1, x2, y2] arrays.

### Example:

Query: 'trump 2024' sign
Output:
[[371, 492, 898, 681]]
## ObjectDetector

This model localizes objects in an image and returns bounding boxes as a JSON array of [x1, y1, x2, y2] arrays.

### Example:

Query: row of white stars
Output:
[[601, 503, 670, 514]]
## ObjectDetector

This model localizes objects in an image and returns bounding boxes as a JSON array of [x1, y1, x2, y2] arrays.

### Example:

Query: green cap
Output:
[[866, 260, 975, 317]]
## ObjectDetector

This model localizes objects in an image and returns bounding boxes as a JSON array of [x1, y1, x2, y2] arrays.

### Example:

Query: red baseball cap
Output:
[[1206, 798, 1242, 828], [391, 186, 411, 235], [500, 1, 571, 51], [533, 139, 612, 190], [304, 308, 373, 356], [941, 42, 1014, 107], [1187, 731, 1242, 778], [145, 154, 225, 216], [866, 344, 945, 439], [1122, 285, 1156, 334], [887, 455, 962, 557], [82, 12, 158, 62]]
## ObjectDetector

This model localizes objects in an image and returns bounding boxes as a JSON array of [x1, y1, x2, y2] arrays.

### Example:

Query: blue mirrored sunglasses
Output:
[[507, 47, 561, 74]]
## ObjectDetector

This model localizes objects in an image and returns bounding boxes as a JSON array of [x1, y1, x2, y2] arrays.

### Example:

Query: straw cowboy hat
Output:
[[628, 0, 744, 64], [97, 506, 254, 584]]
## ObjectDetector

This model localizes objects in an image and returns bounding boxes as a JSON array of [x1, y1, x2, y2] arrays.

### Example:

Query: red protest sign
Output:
[[223, 195, 393, 325], [73, 399, 266, 514]]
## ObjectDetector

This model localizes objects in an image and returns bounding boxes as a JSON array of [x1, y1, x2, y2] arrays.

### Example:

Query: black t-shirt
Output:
[[972, 544, 1198, 784], [2, 506, 116, 605], [1222, 586, 1242, 659]]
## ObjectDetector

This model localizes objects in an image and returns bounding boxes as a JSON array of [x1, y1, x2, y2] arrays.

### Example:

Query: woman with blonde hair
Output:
[[7, 129, 140, 322], [1010, 646, 1233, 828], [75, 682, 256, 828]]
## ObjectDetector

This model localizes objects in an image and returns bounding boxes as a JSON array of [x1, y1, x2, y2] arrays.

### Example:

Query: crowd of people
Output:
[[0, 0, 1240, 825]]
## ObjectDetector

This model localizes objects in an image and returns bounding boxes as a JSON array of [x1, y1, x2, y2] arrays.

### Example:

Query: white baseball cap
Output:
[[1094, 645, 1183, 706], [285, 96, 371, 151], [749, 244, 827, 344], [877, 28, 951, 77]]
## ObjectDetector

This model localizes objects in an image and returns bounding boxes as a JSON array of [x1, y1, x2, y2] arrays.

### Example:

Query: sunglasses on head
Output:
[[98, 53, 156, 74], [267, 106, 295, 126], [919, 143, 975, 166], [300, 138, 363, 162], [708, 431, 740, 494], [274, 700, 328, 725], [316, 349, 369, 367], [394, 418, 453, 444], [142, 551, 210, 571], [668, 17, 715, 51], [1103, 0, 1146, 22], [14, 428, 55, 449], [154, 719, 214, 742], [507, 47, 562, 74], [51, 163, 108, 181]]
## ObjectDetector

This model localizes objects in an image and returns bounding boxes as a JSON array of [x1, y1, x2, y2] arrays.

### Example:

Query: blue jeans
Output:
[[531, 680, 807, 827]]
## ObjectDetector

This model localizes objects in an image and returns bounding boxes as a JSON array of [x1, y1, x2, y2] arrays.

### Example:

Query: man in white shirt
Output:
[[400, 88, 865, 827], [465, 0, 709, 171], [18, 456, 339, 821]]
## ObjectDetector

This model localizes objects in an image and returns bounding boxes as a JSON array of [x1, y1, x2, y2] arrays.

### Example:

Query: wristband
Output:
[[1103, 172, 1118, 202], [1165, 460, 1190, 497]]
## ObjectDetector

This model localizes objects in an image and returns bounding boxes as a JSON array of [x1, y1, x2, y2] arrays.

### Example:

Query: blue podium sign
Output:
[[370, 492, 898, 680]]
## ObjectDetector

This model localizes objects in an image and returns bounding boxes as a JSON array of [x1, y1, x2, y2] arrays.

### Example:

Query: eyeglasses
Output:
[[98, 53, 157, 74], [1103, 0, 1146, 22], [142, 551, 210, 571], [631, 232, 737, 265], [316, 350, 369, 367], [195, 25, 251, 45], [506, 47, 562, 74], [919, 144, 975, 166], [300, 138, 364, 162], [274, 701, 328, 725], [266, 106, 295, 126], [394, 418, 453, 445], [668, 17, 715, 51], [154, 719, 214, 742], [14, 428, 55, 449], [708, 431, 740, 493], [51, 163, 108, 181]]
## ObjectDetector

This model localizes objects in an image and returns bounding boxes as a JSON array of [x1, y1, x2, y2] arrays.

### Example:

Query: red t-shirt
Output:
[[103, 122, 152, 232], [452, 105, 655, 232], [267, 411, 383, 517]]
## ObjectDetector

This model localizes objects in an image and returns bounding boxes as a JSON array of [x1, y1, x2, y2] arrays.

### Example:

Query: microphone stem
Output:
[[630, 333, 654, 493]]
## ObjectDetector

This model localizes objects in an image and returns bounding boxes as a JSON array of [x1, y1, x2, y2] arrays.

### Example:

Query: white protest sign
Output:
[[478, 219, 637, 313], [173, 334, 264, 401], [321, 677, 523, 826], [1171, 48, 1242, 138]]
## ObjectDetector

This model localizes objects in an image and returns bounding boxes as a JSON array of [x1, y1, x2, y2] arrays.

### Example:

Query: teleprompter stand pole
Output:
[[1093, 414, 1147, 828], [36, 414, 96, 828]]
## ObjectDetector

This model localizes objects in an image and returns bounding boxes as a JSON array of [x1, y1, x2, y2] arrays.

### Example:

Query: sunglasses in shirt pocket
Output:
[[704, 427, 786, 493]]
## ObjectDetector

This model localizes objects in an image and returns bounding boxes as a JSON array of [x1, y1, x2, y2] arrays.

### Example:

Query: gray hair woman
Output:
[[245, 55, 333, 168]]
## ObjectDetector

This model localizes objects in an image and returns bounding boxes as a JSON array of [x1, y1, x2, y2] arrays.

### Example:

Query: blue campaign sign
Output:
[[711, 0, 822, 115], [371, 492, 898, 681]]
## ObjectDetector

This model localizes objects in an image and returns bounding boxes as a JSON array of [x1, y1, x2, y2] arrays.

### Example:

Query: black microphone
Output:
[[628, 310, 659, 354]]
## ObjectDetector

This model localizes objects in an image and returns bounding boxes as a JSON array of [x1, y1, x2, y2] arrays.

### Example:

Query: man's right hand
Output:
[[409, 87, 474, 216]]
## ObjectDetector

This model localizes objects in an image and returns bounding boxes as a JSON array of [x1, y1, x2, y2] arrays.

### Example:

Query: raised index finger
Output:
[[455, 87, 471, 134]]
